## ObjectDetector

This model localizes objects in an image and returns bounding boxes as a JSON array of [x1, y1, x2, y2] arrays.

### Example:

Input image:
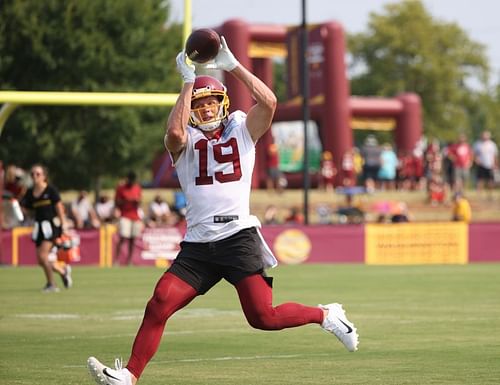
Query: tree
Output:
[[348, 0, 491, 142], [0, 0, 182, 191]]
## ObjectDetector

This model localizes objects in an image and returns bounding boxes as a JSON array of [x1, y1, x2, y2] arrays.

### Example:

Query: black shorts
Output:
[[168, 227, 272, 294], [476, 165, 494, 181], [363, 165, 380, 181]]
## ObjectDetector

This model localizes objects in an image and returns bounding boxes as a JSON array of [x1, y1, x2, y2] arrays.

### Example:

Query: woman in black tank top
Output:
[[20, 164, 72, 292]]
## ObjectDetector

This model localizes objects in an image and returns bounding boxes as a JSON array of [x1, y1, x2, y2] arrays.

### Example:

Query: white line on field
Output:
[[54, 328, 251, 340], [63, 352, 331, 368], [151, 352, 331, 364], [13, 308, 241, 321]]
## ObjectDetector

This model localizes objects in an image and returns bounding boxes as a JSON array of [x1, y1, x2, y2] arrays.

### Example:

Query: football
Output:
[[185, 28, 221, 63]]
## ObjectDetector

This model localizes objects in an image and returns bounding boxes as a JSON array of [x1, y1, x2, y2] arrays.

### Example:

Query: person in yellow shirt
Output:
[[452, 192, 472, 223]]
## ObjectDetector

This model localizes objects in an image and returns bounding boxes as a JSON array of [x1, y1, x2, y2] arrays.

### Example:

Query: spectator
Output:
[[20, 164, 72, 292], [441, 142, 455, 192], [410, 147, 425, 191], [371, 200, 393, 223], [377, 143, 398, 190], [318, 150, 337, 193], [336, 190, 365, 224], [452, 192, 472, 223], [147, 194, 173, 226], [266, 142, 285, 193], [284, 206, 304, 224], [2, 165, 26, 228], [473, 130, 498, 196], [172, 190, 187, 221], [424, 139, 443, 186], [316, 203, 333, 224], [360, 135, 381, 193], [353, 147, 364, 185], [396, 149, 409, 190], [428, 173, 446, 206], [390, 202, 410, 223], [448, 133, 473, 192], [4, 165, 26, 201], [95, 194, 115, 223], [263, 204, 280, 225], [341, 148, 356, 187], [114, 171, 143, 265], [398, 148, 424, 191], [70, 190, 100, 229]]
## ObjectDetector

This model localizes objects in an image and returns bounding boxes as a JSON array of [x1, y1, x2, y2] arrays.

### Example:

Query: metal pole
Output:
[[301, 0, 310, 224]]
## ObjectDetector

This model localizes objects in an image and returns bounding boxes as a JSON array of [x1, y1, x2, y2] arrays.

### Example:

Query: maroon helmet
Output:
[[190, 75, 230, 131]]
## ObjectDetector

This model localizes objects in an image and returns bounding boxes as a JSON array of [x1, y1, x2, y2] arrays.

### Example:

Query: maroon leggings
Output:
[[126, 272, 323, 379]]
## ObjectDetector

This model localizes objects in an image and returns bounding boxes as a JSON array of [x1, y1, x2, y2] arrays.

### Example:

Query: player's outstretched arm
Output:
[[230, 65, 277, 142], [212, 37, 277, 142], [165, 52, 194, 160]]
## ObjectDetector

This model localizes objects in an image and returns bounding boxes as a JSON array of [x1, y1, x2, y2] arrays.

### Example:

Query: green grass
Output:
[[1, 264, 499, 385]]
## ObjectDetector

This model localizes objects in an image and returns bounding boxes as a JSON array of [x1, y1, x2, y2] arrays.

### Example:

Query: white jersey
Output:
[[172, 111, 276, 269], [473, 139, 498, 169]]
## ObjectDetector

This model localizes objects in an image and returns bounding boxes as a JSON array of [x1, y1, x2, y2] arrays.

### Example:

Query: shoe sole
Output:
[[87, 357, 107, 385], [332, 304, 359, 351], [42, 286, 60, 293]]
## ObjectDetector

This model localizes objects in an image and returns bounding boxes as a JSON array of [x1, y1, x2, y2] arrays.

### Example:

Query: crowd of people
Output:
[[4, 129, 497, 234], [260, 130, 497, 225], [357, 131, 498, 199], [2, 164, 189, 289], [265, 130, 498, 204], [3, 167, 184, 230]]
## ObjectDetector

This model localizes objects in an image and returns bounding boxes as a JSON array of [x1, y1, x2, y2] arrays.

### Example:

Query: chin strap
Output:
[[196, 120, 222, 131]]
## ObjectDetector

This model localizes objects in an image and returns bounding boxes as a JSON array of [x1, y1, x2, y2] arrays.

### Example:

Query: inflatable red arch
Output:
[[152, 19, 421, 188]]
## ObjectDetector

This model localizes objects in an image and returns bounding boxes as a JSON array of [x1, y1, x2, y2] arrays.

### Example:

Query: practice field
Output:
[[1, 264, 499, 385]]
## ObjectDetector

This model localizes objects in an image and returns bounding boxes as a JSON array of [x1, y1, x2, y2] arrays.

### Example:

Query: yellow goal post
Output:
[[0, 0, 193, 135]]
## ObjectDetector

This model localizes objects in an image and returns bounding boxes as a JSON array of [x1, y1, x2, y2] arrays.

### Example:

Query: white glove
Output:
[[176, 51, 196, 83], [212, 36, 239, 71]]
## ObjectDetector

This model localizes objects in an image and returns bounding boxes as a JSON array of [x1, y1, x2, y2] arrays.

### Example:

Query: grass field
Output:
[[1, 264, 499, 385]]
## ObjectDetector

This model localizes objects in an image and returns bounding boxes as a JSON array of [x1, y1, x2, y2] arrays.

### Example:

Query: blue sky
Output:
[[168, 0, 500, 81]]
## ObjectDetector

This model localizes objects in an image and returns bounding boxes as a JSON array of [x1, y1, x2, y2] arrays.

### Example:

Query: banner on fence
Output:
[[365, 222, 468, 265]]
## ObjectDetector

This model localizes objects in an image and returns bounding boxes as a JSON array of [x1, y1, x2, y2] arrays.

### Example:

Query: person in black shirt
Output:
[[20, 164, 72, 292]]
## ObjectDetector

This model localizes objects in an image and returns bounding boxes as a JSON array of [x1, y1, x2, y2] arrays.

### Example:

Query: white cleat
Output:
[[319, 303, 359, 352], [87, 357, 132, 385]]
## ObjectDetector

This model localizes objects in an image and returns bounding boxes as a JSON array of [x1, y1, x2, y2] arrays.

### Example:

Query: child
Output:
[[452, 192, 471, 222]]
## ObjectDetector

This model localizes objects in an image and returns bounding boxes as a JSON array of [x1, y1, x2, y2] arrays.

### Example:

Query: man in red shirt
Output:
[[448, 134, 473, 192], [114, 171, 143, 265], [266, 142, 285, 192]]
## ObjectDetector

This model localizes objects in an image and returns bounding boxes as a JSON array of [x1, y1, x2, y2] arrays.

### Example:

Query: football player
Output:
[[88, 36, 358, 385]]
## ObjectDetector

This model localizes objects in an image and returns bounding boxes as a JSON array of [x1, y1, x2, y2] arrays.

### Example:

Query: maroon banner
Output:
[[285, 25, 324, 101], [2, 222, 499, 266], [77, 230, 101, 265], [468, 223, 500, 262], [262, 224, 365, 264], [0, 230, 13, 265], [113, 226, 183, 267]]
